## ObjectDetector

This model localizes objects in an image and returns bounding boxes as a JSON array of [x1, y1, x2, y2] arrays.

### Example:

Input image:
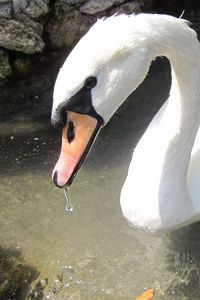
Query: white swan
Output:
[[51, 14, 200, 232]]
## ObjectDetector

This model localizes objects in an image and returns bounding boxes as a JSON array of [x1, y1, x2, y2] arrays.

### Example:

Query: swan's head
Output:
[[51, 14, 152, 188]]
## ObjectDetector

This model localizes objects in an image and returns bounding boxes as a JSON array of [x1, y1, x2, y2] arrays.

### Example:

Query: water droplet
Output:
[[64, 188, 73, 213]]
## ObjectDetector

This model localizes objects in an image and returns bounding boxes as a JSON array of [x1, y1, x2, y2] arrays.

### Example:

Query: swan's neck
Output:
[[121, 18, 200, 231], [154, 27, 200, 208], [166, 59, 200, 170], [156, 57, 200, 217]]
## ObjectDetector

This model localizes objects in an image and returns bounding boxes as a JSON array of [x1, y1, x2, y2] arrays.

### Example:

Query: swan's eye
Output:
[[67, 120, 75, 143], [85, 76, 97, 89]]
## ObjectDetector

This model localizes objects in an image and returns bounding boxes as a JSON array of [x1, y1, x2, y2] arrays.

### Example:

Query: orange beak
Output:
[[52, 110, 102, 188]]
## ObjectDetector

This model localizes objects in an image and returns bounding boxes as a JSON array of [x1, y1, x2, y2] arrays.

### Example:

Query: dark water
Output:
[[1, 59, 200, 299]]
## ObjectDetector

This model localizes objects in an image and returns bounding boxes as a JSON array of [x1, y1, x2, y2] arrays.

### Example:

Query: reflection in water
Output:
[[1, 59, 200, 299]]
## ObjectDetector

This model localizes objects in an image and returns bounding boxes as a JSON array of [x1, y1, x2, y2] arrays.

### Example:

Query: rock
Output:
[[0, 0, 12, 19], [54, 0, 74, 18], [0, 246, 39, 299], [54, 0, 87, 19], [46, 9, 94, 48], [0, 18, 45, 54], [110, 1, 141, 15], [13, 0, 50, 19], [0, 48, 11, 79], [13, 0, 28, 14], [23, 0, 50, 20], [60, 0, 87, 5], [26, 278, 48, 299], [139, 0, 153, 9], [80, 0, 125, 15], [15, 12, 43, 36]]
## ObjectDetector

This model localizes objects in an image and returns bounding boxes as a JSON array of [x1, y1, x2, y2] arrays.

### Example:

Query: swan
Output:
[[51, 13, 200, 232]]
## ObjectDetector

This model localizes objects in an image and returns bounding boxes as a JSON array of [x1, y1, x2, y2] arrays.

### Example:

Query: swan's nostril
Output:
[[67, 121, 75, 143]]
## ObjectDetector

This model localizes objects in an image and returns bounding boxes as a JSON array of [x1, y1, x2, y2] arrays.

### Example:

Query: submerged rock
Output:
[[0, 246, 39, 299]]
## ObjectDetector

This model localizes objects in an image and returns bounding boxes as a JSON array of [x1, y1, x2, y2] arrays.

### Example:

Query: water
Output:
[[1, 59, 200, 299]]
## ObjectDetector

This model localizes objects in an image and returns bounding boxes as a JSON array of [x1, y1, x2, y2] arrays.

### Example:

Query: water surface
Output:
[[1, 59, 200, 299]]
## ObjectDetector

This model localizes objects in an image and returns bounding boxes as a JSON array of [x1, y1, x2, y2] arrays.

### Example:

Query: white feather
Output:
[[52, 14, 200, 232]]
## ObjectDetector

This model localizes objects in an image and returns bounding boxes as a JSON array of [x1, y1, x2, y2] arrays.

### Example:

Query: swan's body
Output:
[[52, 14, 200, 232]]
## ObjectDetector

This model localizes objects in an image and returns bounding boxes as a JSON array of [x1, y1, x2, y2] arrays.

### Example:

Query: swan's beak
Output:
[[52, 110, 102, 188]]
